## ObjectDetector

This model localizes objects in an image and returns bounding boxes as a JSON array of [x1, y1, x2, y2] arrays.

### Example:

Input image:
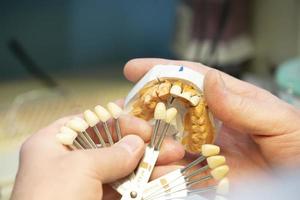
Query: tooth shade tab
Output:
[[202, 144, 220, 157], [170, 85, 182, 96], [217, 177, 229, 195], [56, 132, 76, 145], [60, 126, 78, 138], [67, 118, 89, 132], [84, 110, 100, 127], [165, 108, 177, 123], [207, 156, 226, 169], [154, 102, 166, 120], [94, 105, 111, 122], [211, 165, 229, 180], [107, 102, 123, 119], [190, 95, 201, 106]]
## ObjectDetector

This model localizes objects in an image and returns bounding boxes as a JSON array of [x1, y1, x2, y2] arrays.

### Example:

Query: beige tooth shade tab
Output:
[[216, 177, 229, 195], [170, 85, 182, 96], [67, 118, 89, 132], [56, 132, 76, 145], [165, 108, 177, 123], [60, 126, 78, 138], [84, 110, 100, 127], [210, 165, 229, 180], [154, 102, 166, 120], [201, 144, 220, 157], [207, 155, 226, 169], [94, 105, 111, 122], [107, 102, 123, 119]]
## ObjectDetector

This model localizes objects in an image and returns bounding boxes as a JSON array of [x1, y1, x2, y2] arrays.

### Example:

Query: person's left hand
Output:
[[11, 114, 185, 200]]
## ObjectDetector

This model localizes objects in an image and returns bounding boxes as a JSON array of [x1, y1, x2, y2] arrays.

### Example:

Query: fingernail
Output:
[[116, 135, 142, 154]]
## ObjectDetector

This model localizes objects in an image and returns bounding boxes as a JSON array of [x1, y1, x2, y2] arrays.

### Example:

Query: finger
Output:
[[124, 58, 270, 99], [204, 70, 300, 135], [123, 58, 210, 82], [150, 165, 183, 181], [156, 137, 185, 165], [77, 135, 145, 183], [91, 114, 152, 143]]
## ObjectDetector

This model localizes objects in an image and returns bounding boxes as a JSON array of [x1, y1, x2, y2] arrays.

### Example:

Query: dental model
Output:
[[124, 65, 216, 153]]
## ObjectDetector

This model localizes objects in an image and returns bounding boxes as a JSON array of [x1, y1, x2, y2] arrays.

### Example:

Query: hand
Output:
[[11, 114, 185, 200], [124, 58, 300, 181]]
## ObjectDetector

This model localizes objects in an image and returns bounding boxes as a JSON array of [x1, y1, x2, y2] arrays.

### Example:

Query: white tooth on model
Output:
[[84, 110, 106, 147], [190, 95, 201, 106], [207, 156, 226, 169], [180, 91, 192, 102], [150, 102, 166, 148], [95, 105, 114, 145], [216, 177, 229, 195], [107, 102, 123, 141], [67, 118, 96, 148], [202, 144, 220, 157], [170, 85, 182, 96], [210, 165, 229, 180], [156, 107, 177, 150]]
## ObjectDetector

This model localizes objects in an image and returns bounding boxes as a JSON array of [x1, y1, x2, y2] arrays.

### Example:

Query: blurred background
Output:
[[0, 0, 299, 199]]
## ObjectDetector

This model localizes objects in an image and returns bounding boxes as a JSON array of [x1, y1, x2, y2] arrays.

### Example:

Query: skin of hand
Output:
[[11, 114, 185, 200], [124, 58, 300, 181]]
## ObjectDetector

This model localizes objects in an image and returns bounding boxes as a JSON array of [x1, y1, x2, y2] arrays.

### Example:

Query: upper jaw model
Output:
[[124, 65, 216, 153]]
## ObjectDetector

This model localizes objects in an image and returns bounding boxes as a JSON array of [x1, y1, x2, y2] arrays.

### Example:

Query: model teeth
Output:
[[216, 177, 229, 195], [84, 110, 100, 127], [157, 81, 171, 100], [67, 117, 89, 132], [107, 102, 123, 119], [207, 155, 226, 169], [165, 108, 177, 123], [210, 165, 229, 180], [201, 144, 220, 157], [94, 105, 111, 122], [190, 95, 200, 106], [170, 85, 182, 96]]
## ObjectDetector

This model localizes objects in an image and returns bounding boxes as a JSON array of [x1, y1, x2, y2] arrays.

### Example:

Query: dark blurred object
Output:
[[173, 0, 253, 77], [275, 58, 300, 108], [8, 39, 59, 89]]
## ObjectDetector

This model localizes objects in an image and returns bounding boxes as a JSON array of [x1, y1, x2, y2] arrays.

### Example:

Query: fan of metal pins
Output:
[[56, 102, 123, 150], [143, 144, 229, 200]]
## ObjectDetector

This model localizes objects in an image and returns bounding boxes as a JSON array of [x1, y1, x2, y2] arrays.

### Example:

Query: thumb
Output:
[[204, 70, 300, 135], [79, 135, 145, 183]]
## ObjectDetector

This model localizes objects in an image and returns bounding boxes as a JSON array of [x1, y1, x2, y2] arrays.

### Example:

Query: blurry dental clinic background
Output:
[[0, 0, 300, 199]]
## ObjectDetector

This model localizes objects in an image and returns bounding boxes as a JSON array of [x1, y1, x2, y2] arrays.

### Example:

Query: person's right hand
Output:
[[124, 58, 300, 181]]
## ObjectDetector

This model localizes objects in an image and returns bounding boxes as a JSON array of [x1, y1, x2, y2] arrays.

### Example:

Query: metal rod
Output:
[[78, 132, 93, 148], [93, 126, 106, 147], [182, 156, 206, 173], [76, 136, 90, 149], [115, 119, 122, 141], [150, 120, 160, 148], [155, 123, 170, 150], [103, 122, 114, 145], [185, 165, 209, 180], [73, 140, 84, 149], [83, 130, 97, 148]]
